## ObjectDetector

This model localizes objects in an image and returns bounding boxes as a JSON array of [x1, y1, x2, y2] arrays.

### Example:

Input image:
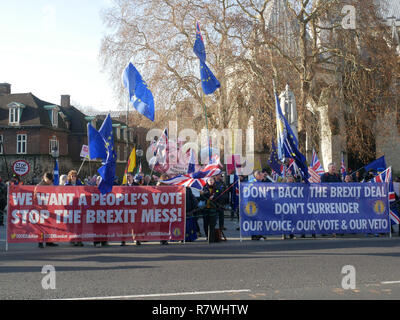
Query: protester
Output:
[[120, 172, 141, 246], [214, 173, 227, 231], [156, 174, 172, 245], [59, 174, 68, 186], [321, 163, 342, 183], [10, 174, 22, 186], [91, 175, 109, 247], [65, 170, 84, 246], [320, 163, 342, 237], [185, 186, 199, 241], [65, 170, 84, 186], [344, 175, 353, 183], [200, 177, 219, 241], [144, 175, 152, 186], [282, 175, 296, 240], [36, 172, 58, 248]]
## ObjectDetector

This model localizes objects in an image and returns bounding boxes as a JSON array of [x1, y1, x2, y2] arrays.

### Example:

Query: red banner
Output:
[[7, 185, 186, 243]]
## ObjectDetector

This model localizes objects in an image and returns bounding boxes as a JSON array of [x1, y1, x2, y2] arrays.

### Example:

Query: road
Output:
[[1, 218, 400, 301]]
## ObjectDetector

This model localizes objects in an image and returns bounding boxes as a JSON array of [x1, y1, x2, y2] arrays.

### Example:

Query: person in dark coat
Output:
[[321, 163, 342, 183]]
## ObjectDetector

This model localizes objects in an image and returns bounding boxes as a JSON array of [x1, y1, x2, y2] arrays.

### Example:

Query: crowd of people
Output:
[[0, 161, 399, 248]]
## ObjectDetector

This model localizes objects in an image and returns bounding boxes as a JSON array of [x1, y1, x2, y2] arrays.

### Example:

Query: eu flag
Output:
[[275, 91, 309, 182], [268, 140, 283, 176], [193, 22, 220, 95], [98, 114, 116, 194], [122, 62, 155, 122], [364, 156, 387, 173], [87, 114, 116, 194], [88, 123, 107, 161], [200, 61, 221, 95]]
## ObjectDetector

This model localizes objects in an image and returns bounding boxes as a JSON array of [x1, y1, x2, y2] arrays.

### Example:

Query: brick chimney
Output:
[[0, 83, 11, 95], [61, 95, 70, 108]]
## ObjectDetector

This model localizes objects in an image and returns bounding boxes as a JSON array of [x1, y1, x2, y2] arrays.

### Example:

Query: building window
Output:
[[117, 146, 120, 161], [52, 110, 58, 127], [9, 108, 21, 124], [47, 109, 58, 127], [49, 138, 59, 155], [0, 135, 3, 154], [8, 102, 25, 125], [17, 134, 27, 154]]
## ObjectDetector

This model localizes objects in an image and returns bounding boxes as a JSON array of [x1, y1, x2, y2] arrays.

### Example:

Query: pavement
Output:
[[1, 210, 399, 252]]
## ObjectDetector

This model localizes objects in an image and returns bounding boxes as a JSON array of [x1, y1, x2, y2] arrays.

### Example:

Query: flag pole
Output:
[[77, 157, 87, 177], [273, 78, 286, 178], [201, 89, 212, 163]]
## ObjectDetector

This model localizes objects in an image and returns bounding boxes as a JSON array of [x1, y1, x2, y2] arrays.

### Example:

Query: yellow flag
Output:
[[122, 147, 136, 184]]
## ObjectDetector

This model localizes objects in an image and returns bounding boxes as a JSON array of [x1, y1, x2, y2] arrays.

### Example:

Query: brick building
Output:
[[0, 83, 148, 184]]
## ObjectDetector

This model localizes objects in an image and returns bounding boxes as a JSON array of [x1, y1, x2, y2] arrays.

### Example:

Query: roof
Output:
[[0, 92, 68, 130]]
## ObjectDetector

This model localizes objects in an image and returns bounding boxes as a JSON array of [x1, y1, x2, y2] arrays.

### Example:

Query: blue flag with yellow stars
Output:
[[97, 114, 116, 194], [193, 22, 220, 95], [275, 91, 309, 182], [200, 61, 221, 95], [88, 123, 108, 161], [268, 140, 283, 176], [122, 62, 155, 122]]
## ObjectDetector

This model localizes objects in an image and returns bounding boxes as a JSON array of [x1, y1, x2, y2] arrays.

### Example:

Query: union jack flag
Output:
[[308, 167, 322, 183], [287, 158, 298, 176], [371, 166, 399, 224], [308, 149, 324, 183], [162, 156, 221, 190]]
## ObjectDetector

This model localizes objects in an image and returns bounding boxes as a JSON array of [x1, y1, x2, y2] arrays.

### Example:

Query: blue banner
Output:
[[240, 183, 390, 236]]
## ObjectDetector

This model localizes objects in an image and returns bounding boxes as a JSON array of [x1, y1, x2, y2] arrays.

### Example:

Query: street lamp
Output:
[[50, 144, 59, 185], [51, 145, 59, 159]]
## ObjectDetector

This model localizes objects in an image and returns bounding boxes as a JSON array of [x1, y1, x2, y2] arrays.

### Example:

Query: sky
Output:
[[0, 0, 119, 112]]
